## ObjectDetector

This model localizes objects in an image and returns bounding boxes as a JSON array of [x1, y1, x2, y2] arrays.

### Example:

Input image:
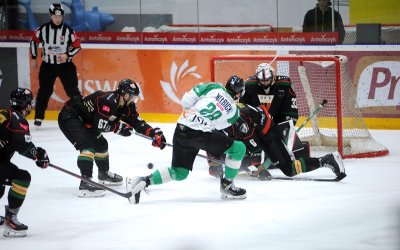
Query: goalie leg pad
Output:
[[293, 141, 311, 158]]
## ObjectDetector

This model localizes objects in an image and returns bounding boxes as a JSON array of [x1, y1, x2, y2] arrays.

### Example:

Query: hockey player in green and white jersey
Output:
[[126, 82, 247, 204]]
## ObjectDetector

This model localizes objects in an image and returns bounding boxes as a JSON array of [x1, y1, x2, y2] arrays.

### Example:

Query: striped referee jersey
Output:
[[30, 22, 81, 64]]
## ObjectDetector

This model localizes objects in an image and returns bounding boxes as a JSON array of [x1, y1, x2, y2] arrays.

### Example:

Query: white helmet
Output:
[[256, 63, 275, 85]]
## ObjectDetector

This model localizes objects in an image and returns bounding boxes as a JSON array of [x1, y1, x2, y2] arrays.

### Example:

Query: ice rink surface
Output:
[[1, 121, 399, 250]]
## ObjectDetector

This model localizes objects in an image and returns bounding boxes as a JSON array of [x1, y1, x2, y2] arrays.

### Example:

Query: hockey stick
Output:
[[49, 163, 132, 199], [246, 159, 347, 182], [270, 172, 347, 182], [296, 99, 328, 133]]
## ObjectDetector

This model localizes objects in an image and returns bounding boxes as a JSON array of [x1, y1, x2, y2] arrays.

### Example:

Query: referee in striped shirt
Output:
[[30, 3, 81, 127]]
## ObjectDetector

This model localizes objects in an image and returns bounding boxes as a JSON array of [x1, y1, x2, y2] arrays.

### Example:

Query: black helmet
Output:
[[117, 79, 140, 96], [225, 75, 245, 99], [49, 3, 64, 16], [10, 88, 33, 110]]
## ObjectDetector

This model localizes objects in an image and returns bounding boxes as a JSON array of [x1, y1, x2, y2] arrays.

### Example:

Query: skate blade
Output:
[[98, 180, 123, 186], [3, 228, 27, 237], [78, 189, 106, 198], [220, 193, 247, 200]]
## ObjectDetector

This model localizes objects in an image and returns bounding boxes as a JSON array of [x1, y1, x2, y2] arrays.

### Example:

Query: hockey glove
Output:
[[148, 128, 166, 150], [35, 147, 49, 168], [114, 122, 133, 137]]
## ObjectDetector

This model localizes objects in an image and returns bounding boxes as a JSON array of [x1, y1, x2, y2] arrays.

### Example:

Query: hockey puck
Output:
[[147, 163, 154, 169]]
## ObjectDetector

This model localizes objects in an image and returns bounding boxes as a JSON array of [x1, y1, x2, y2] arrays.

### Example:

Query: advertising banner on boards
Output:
[[29, 49, 400, 119]]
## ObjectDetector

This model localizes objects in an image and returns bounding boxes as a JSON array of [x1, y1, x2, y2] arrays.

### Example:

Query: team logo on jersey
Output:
[[47, 45, 62, 54], [102, 105, 110, 112], [239, 123, 249, 134], [109, 115, 117, 121], [160, 59, 202, 105], [258, 95, 273, 104]]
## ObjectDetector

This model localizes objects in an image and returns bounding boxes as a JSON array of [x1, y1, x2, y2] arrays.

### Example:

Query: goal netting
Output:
[[210, 54, 389, 158]]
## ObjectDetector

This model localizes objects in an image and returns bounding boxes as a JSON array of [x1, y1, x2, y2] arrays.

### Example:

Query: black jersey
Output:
[[240, 76, 298, 125], [30, 22, 81, 64], [226, 103, 273, 154], [0, 109, 39, 160], [59, 91, 152, 135]]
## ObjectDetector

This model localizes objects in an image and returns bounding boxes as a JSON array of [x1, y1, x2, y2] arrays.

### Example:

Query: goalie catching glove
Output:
[[35, 147, 49, 168], [148, 127, 166, 149], [114, 122, 133, 137]]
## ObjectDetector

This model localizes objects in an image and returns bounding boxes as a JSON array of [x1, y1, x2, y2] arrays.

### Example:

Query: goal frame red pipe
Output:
[[211, 54, 389, 158]]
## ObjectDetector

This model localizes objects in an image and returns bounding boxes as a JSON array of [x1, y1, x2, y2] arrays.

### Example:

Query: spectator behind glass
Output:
[[302, 0, 345, 44]]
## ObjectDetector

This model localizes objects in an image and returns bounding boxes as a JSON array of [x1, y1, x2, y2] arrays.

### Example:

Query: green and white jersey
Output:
[[178, 83, 239, 132]]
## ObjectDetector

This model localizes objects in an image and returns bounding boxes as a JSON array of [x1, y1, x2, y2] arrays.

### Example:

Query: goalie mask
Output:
[[256, 63, 275, 88], [225, 75, 245, 100], [117, 78, 140, 104]]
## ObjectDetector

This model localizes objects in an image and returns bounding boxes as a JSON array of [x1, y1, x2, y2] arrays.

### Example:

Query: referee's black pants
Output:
[[35, 62, 80, 120]]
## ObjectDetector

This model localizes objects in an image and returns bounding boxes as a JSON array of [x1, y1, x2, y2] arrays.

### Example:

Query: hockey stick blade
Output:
[[49, 164, 132, 199], [270, 172, 347, 182]]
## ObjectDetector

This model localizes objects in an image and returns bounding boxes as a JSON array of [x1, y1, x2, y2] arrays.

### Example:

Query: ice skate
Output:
[[78, 178, 105, 197], [220, 178, 247, 200], [98, 170, 123, 186], [3, 206, 28, 237], [34, 119, 42, 127], [320, 151, 346, 178], [126, 176, 150, 204]]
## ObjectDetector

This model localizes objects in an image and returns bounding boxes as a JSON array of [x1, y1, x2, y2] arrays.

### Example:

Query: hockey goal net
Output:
[[210, 54, 389, 158]]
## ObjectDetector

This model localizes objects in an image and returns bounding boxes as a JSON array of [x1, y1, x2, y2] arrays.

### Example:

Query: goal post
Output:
[[210, 54, 389, 159]]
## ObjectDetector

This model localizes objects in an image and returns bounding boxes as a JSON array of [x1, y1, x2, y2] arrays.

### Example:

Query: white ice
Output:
[[1, 121, 399, 250]]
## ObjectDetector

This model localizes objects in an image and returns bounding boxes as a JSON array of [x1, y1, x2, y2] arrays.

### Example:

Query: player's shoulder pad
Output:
[[10, 111, 30, 132], [275, 75, 292, 84]]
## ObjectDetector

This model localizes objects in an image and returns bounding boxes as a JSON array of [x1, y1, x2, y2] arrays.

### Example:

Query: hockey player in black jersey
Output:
[[208, 64, 310, 178], [0, 88, 50, 237], [231, 102, 346, 180], [241, 63, 299, 124], [214, 77, 346, 181], [58, 79, 166, 197]]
